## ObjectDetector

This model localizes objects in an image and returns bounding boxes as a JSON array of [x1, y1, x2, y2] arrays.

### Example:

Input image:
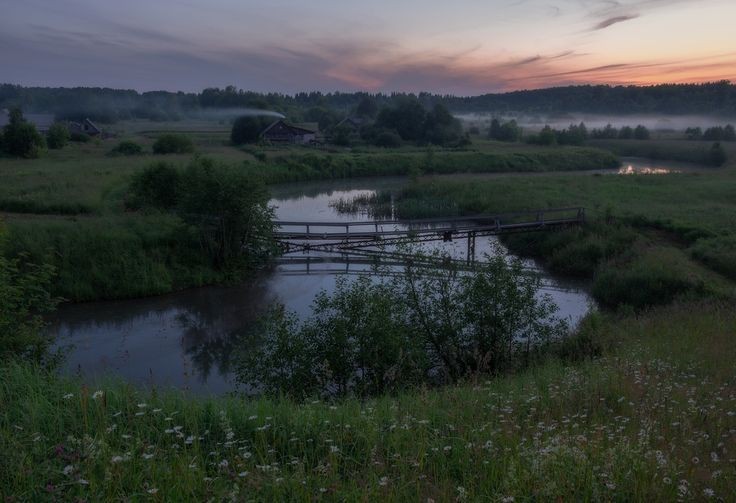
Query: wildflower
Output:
[[378, 476, 389, 486], [147, 488, 158, 495], [111, 455, 124, 463], [663, 477, 672, 485], [91, 390, 103, 400], [692, 456, 700, 465], [142, 453, 154, 460], [238, 471, 249, 477], [63, 393, 74, 400], [501, 497, 515, 503], [185, 436, 194, 445], [135, 412, 145, 416], [137, 403, 147, 408], [78, 479, 89, 485], [62, 465, 74, 476], [703, 488, 715, 498], [219, 459, 229, 469], [153, 408, 162, 413], [248, 415, 258, 420], [443, 446, 452, 452], [330, 446, 340, 453]]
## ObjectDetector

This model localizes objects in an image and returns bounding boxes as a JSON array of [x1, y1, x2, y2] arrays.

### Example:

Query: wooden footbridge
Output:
[[274, 207, 585, 255]]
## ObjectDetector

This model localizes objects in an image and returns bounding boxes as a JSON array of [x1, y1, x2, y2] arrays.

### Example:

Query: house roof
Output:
[[336, 117, 365, 128], [262, 119, 317, 136]]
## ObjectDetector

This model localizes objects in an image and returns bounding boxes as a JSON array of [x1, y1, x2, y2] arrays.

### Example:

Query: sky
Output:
[[1, 0, 735, 95]]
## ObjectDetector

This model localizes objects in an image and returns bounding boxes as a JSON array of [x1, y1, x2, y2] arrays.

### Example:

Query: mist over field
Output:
[[457, 112, 736, 132]]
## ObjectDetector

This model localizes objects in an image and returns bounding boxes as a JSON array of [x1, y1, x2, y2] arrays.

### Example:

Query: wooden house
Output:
[[261, 120, 317, 144]]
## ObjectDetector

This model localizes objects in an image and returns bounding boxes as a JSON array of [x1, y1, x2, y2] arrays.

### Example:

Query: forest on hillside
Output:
[[2, 81, 735, 123]]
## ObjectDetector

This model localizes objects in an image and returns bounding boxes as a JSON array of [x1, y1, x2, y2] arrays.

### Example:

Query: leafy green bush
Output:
[[0, 227, 58, 363], [109, 140, 144, 156], [152, 134, 195, 154], [593, 250, 706, 310], [1, 109, 45, 158], [126, 162, 181, 210], [237, 248, 567, 399], [46, 122, 70, 149]]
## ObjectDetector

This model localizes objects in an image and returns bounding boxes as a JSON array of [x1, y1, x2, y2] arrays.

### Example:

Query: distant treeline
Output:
[[2, 81, 736, 123]]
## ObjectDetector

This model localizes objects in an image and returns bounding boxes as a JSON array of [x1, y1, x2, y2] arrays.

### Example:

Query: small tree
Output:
[[231, 116, 268, 145], [1, 109, 45, 158], [46, 122, 70, 149], [633, 125, 650, 140], [126, 162, 181, 210]]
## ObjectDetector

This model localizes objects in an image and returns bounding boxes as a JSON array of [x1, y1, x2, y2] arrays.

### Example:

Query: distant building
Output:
[[68, 118, 102, 137], [0, 108, 55, 133], [335, 116, 367, 132], [261, 120, 317, 144]]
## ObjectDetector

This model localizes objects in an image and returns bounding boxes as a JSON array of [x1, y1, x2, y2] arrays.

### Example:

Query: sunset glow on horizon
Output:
[[1, 0, 735, 94]]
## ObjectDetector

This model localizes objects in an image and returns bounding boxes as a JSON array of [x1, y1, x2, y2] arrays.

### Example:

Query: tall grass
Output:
[[2, 302, 734, 500]]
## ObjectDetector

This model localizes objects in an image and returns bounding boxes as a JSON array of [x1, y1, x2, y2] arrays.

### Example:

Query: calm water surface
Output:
[[51, 159, 702, 394]]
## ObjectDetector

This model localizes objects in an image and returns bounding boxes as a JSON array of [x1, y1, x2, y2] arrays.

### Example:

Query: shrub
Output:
[[1, 109, 45, 158], [126, 162, 181, 210], [152, 134, 195, 154], [46, 122, 70, 149], [373, 131, 402, 148], [109, 140, 144, 156], [109, 140, 143, 156], [0, 227, 58, 363], [237, 247, 568, 398], [231, 116, 269, 145], [69, 132, 91, 143]]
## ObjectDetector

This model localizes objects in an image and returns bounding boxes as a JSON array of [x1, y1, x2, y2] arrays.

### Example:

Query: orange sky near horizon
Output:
[[1, 0, 734, 93]]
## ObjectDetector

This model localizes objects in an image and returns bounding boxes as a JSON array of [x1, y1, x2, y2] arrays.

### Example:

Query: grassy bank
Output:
[[3, 301, 735, 500], [372, 162, 736, 309], [0, 126, 620, 302], [587, 138, 735, 166]]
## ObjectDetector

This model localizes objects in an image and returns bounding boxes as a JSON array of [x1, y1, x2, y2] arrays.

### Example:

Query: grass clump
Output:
[[152, 134, 195, 155]]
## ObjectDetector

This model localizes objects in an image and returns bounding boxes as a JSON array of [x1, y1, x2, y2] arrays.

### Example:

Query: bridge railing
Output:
[[273, 207, 584, 239]]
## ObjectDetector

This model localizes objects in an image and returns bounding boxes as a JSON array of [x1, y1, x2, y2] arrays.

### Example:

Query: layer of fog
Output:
[[192, 108, 285, 120], [457, 112, 735, 132]]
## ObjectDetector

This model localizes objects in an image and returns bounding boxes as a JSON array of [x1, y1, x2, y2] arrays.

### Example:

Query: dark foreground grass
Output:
[[2, 302, 735, 500]]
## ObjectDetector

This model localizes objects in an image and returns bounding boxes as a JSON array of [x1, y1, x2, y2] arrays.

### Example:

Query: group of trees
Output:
[[0, 109, 75, 158], [363, 99, 466, 147], [127, 159, 274, 267], [685, 125, 736, 141], [5, 82, 736, 125], [589, 124, 651, 140]]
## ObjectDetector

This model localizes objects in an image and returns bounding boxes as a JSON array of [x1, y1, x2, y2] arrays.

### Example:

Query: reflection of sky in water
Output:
[[50, 177, 616, 395]]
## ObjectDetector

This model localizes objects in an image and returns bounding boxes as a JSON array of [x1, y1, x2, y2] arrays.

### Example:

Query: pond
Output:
[[50, 158, 701, 394]]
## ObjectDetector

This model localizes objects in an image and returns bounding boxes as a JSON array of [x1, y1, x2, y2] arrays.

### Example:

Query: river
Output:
[[48, 158, 706, 394]]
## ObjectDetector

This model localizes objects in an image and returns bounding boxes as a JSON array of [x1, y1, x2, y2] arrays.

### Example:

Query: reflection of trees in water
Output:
[[175, 279, 273, 382], [50, 275, 276, 385]]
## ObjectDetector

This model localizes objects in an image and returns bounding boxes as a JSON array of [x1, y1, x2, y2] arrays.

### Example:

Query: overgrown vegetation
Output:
[[2, 301, 735, 500], [0, 108, 45, 158], [152, 134, 195, 154], [238, 249, 567, 398], [363, 166, 736, 310]]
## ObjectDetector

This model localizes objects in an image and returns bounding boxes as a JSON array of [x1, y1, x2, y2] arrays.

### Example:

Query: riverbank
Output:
[[3, 300, 734, 500], [370, 161, 736, 310]]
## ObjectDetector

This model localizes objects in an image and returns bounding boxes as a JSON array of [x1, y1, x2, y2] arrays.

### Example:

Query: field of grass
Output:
[[587, 138, 736, 165], [3, 301, 735, 500], [0, 121, 620, 301], [369, 158, 736, 309]]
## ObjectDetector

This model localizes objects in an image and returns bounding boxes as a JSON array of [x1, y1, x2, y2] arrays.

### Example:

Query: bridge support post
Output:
[[467, 231, 476, 263]]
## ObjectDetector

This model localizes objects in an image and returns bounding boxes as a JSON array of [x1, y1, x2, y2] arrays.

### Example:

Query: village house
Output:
[[335, 116, 367, 132], [68, 118, 102, 137], [261, 119, 317, 144]]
